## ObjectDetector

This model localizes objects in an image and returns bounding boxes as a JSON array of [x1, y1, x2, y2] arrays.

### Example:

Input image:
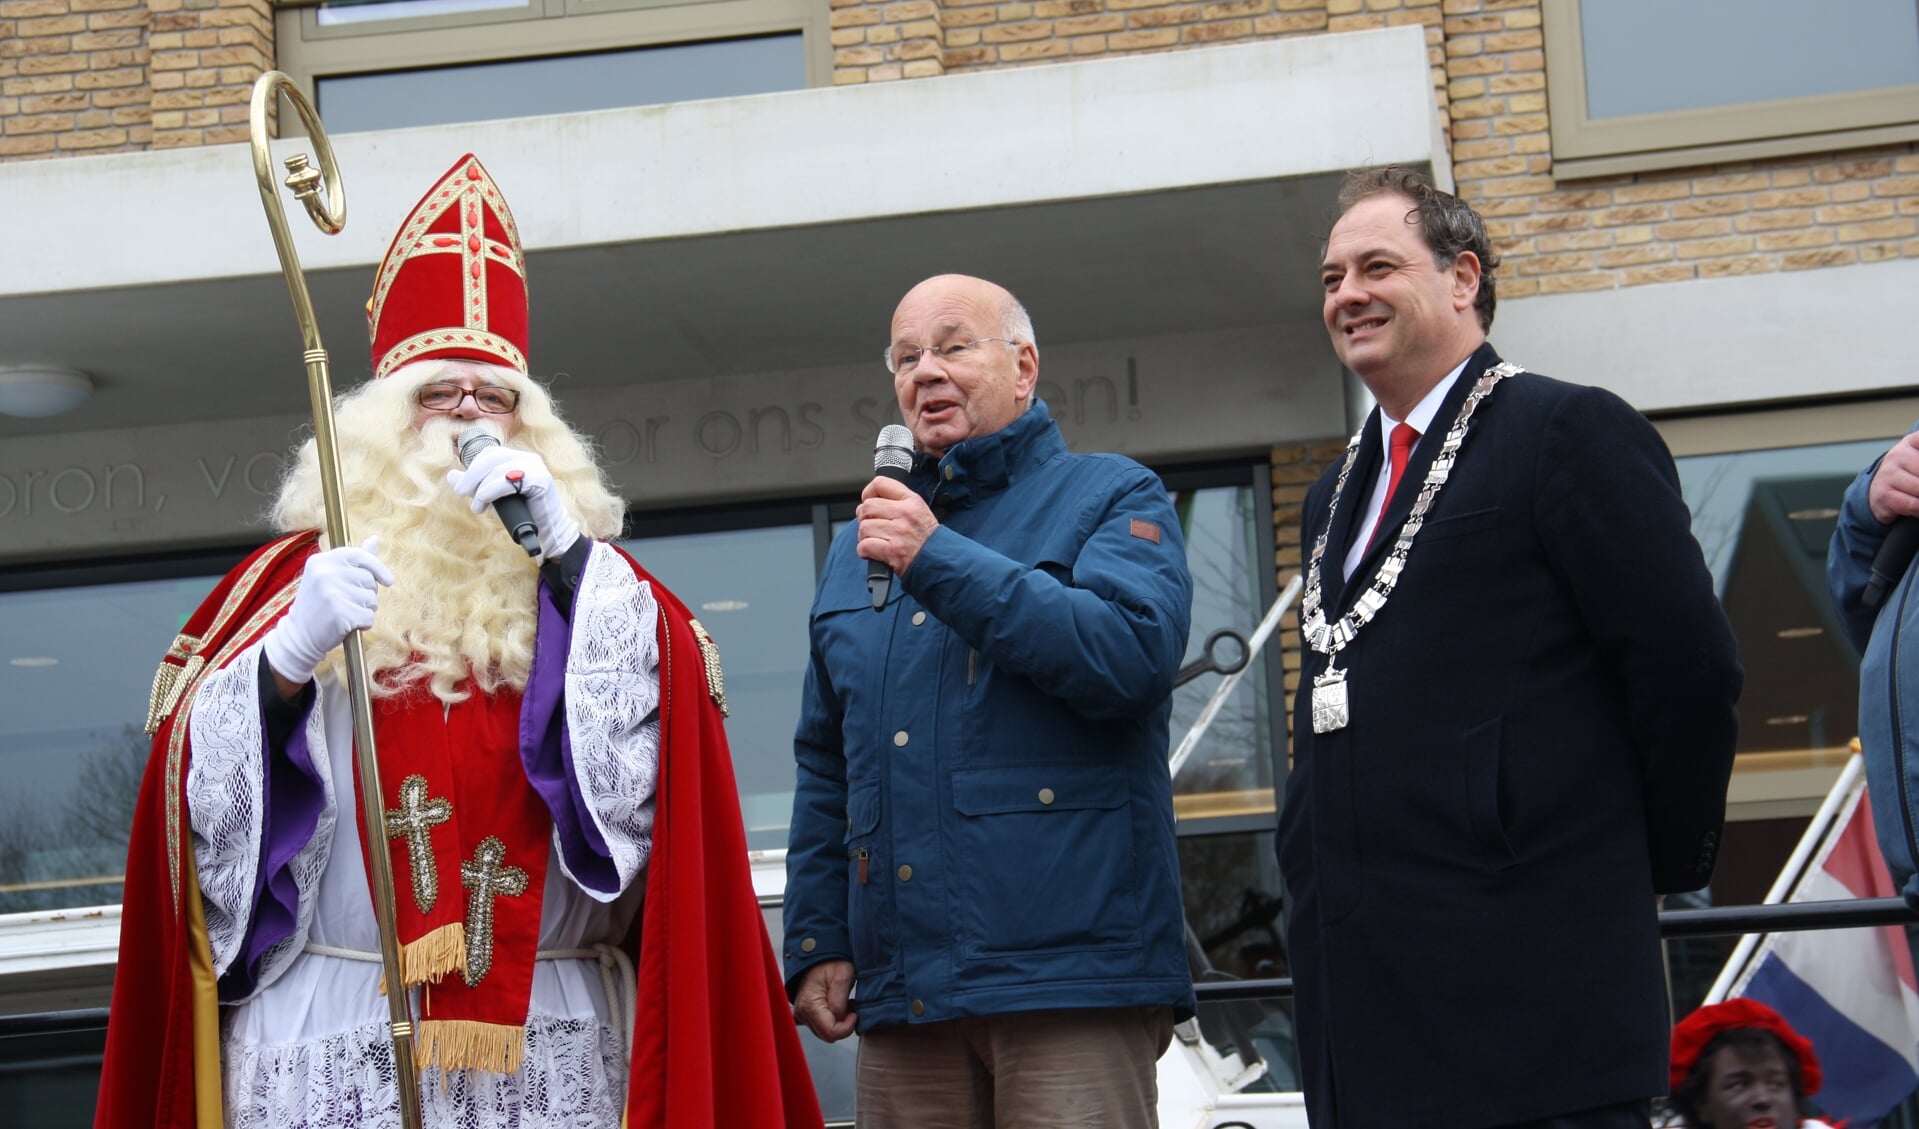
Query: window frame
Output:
[[270, 0, 833, 120], [1541, 0, 1919, 179]]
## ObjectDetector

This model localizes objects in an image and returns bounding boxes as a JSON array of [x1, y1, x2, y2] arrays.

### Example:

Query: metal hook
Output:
[[1173, 628, 1250, 689]]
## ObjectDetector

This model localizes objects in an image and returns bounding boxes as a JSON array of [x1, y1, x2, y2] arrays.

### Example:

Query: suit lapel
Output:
[[1339, 344, 1499, 612], [1319, 408, 1380, 620]]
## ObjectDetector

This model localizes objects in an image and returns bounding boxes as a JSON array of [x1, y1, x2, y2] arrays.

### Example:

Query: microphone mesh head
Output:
[[456, 424, 501, 468], [874, 424, 915, 473]]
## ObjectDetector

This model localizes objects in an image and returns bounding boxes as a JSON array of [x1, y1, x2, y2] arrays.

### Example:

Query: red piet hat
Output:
[[1671, 998, 1823, 1094], [366, 153, 528, 379]]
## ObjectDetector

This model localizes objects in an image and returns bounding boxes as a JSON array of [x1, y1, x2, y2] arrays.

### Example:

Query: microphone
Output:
[[457, 425, 542, 557], [1864, 518, 1919, 610], [867, 424, 915, 611]]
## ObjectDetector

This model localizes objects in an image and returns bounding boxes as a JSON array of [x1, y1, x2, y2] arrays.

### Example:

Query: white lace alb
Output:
[[223, 1012, 629, 1129]]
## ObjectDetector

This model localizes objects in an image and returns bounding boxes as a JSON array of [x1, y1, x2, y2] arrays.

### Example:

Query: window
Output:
[[0, 573, 223, 915], [1165, 474, 1289, 830], [316, 35, 808, 133], [275, 0, 829, 133], [1542, 0, 1919, 178]]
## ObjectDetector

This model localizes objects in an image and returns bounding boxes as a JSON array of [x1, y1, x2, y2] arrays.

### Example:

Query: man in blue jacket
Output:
[[783, 273, 1196, 1128], [1828, 427, 1919, 905]]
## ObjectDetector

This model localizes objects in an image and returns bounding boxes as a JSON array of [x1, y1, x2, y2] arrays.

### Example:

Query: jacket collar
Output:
[[912, 398, 1064, 509]]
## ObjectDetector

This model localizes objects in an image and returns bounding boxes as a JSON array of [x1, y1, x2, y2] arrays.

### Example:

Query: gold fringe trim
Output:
[[416, 1018, 526, 1075], [378, 923, 467, 994]]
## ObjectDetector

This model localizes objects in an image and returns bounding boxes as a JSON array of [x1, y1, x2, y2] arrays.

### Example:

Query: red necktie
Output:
[[1367, 421, 1421, 553]]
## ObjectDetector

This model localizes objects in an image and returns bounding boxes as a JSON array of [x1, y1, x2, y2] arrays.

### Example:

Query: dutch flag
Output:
[[1725, 756, 1919, 1123]]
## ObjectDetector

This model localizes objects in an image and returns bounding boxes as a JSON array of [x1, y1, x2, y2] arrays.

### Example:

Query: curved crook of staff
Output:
[[247, 71, 426, 1129]]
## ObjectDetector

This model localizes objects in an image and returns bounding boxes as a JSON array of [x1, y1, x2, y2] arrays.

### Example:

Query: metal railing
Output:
[[1185, 895, 1919, 1005], [7, 896, 1913, 1033]]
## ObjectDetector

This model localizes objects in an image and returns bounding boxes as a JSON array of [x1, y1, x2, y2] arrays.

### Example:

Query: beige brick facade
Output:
[[0, 0, 268, 159]]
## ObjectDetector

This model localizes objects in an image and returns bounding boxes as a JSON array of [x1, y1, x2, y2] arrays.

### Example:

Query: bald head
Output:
[[888, 274, 1040, 458]]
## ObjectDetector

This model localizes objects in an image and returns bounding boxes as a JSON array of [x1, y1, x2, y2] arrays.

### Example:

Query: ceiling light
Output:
[[1764, 714, 1811, 726], [1787, 508, 1841, 521], [1775, 627, 1825, 639], [700, 599, 750, 613], [0, 365, 93, 418], [9, 657, 58, 668]]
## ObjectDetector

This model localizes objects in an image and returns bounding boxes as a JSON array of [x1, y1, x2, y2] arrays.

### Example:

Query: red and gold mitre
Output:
[[367, 154, 529, 379]]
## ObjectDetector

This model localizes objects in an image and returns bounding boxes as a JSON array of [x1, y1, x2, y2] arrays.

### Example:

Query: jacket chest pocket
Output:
[[1414, 504, 1500, 544], [949, 766, 1141, 956], [844, 784, 898, 974]]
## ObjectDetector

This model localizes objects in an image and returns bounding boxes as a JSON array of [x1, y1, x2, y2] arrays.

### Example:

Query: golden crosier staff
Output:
[[246, 71, 426, 1129]]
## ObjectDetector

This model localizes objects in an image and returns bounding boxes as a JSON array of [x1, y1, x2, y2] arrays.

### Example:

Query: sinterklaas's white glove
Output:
[[264, 538, 394, 686], [446, 444, 582, 562]]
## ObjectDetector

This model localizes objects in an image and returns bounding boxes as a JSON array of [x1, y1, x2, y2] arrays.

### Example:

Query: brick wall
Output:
[[833, 0, 948, 84], [0, 0, 269, 161], [148, 0, 271, 149]]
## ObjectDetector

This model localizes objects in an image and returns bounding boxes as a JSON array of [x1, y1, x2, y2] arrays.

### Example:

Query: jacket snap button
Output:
[[912, 1000, 925, 1016], [894, 730, 910, 747], [912, 611, 927, 626], [1038, 788, 1055, 805], [898, 864, 912, 882], [943, 466, 955, 481], [800, 937, 817, 953]]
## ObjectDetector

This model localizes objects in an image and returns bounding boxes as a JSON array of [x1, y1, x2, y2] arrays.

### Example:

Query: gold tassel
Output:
[[416, 1019, 526, 1075], [378, 923, 467, 994]]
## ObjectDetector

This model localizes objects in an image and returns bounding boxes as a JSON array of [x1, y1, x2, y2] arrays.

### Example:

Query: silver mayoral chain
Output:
[[1301, 361, 1524, 734]]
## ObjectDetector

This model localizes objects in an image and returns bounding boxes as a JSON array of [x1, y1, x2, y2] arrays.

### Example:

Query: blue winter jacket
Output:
[[1828, 433, 1919, 905], [782, 400, 1197, 1030]]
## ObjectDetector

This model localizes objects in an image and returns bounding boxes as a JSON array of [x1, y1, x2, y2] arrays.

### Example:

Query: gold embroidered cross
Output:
[[459, 835, 528, 987], [383, 774, 452, 914]]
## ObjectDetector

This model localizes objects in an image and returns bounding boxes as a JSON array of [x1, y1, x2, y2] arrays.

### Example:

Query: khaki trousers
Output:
[[853, 1005, 1175, 1129]]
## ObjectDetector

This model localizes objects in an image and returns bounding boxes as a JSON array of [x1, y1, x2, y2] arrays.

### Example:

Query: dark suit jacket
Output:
[[1277, 343, 1741, 1128]]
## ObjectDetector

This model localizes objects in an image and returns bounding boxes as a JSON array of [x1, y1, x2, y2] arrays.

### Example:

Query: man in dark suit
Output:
[[1278, 166, 1742, 1129]]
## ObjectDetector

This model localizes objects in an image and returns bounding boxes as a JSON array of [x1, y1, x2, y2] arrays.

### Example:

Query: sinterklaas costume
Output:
[[95, 156, 822, 1129]]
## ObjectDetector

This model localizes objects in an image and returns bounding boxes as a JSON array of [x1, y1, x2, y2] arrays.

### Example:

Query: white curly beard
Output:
[[295, 416, 543, 704]]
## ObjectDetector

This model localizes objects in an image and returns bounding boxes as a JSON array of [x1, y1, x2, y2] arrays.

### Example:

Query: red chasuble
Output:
[[95, 534, 822, 1129]]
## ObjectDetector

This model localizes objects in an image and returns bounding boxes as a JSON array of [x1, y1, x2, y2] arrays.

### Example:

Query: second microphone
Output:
[[866, 424, 916, 611]]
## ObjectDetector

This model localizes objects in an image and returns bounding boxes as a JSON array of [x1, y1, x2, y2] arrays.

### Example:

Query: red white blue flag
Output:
[[1730, 768, 1919, 1123]]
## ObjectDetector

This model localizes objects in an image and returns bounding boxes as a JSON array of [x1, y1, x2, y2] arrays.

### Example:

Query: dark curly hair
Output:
[[1667, 1028, 1812, 1128], [1333, 166, 1501, 332]]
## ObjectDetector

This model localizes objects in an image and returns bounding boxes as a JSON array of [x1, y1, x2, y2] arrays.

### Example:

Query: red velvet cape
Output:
[[95, 534, 823, 1129]]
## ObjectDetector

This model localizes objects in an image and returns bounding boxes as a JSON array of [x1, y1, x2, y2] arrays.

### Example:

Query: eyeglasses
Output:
[[884, 337, 1018, 376], [415, 382, 520, 414]]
